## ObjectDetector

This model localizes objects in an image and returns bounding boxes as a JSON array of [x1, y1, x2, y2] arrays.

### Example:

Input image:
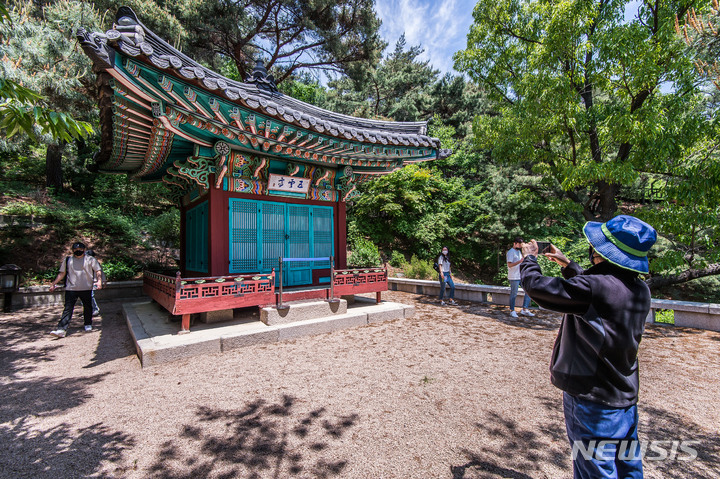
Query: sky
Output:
[[374, 0, 478, 76], [373, 0, 644, 77]]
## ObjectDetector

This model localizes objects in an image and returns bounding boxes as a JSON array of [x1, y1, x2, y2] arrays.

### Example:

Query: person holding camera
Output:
[[48, 242, 103, 338], [506, 237, 534, 318], [519, 215, 657, 478]]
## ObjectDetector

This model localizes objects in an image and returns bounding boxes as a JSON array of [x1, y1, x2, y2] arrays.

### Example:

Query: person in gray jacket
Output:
[[519, 215, 656, 479]]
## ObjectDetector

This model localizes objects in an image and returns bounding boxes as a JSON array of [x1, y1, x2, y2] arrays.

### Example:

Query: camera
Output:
[[535, 241, 552, 254]]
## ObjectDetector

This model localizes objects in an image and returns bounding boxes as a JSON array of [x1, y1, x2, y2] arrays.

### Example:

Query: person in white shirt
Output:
[[48, 242, 103, 337], [506, 237, 534, 318], [437, 246, 457, 306]]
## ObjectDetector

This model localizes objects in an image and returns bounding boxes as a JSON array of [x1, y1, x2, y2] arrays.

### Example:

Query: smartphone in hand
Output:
[[535, 241, 552, 254]]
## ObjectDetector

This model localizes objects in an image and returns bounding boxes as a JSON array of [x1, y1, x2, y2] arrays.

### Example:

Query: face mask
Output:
[[442, 250, 448, 255], [73, 250, 84, 257]]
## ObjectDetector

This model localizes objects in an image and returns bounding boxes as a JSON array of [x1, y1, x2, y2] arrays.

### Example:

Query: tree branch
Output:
[[646, 263, 720, 289]]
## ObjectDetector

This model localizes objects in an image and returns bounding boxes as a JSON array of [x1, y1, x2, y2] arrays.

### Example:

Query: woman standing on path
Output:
[[437, 246, 457, 306]]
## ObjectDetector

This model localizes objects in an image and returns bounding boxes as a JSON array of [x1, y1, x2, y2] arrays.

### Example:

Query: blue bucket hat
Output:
[[583, 215, 657, 274]]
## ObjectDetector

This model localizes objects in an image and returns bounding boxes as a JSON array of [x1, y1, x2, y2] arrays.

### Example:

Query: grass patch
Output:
[[654, 309, 675, 324]]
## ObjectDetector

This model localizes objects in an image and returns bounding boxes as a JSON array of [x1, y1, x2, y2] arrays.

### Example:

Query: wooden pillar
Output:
[[207, 175, 229, 276], [180, 314, 191, 333], [337, 201, 347, 269]]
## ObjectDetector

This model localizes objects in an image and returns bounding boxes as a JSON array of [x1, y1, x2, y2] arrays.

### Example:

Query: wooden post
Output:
[[208, 174, 229, 276], [328, 255, 339, 304], [330, 255, 334, 300], [277, 257, 288, 311], [174, 271, 182, 299], [337, 201, 347, 269], [181, 314, 191, 333], [176, 272, 191, 334]]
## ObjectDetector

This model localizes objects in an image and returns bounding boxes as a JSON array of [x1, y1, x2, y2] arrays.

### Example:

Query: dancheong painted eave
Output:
[[76, 6, 452, 184]]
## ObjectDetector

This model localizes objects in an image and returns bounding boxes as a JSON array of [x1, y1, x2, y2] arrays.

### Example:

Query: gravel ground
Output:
[[1, 291, 718, 479]]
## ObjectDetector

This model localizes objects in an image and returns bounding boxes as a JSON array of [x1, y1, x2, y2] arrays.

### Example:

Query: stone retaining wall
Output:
[[6, 281, 145, 310], [389, 277, 720, 333]]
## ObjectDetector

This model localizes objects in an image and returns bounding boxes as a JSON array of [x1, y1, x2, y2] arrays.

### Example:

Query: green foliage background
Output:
[[2, 0, 720, 300]]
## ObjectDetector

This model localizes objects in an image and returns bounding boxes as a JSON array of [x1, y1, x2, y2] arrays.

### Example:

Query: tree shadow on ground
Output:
[[0, 305, 64, 379], [641, 404, 720, 478], [147, 395, 358, 479], [450, 397, 720, 478], [83, 301, 137, 369], [410, 295, 562, 331], [0, 416, 135, 479], [0, 373, 108, 423], [460, 303, 562, 332], [450, 397, 569, 478], [642, 323, 711, 339]]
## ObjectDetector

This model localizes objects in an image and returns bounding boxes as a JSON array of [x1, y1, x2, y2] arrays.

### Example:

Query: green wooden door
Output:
[[229, 199, 334, 287], [186, 201, 208, 273], [287, 204, 312, 285], [313, 206, 333, 283], [229, 199, 258, 273], [261, 202, 285, 277]]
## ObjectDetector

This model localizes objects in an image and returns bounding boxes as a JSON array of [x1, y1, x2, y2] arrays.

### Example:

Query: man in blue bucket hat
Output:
[[519, 215, 657, 478]]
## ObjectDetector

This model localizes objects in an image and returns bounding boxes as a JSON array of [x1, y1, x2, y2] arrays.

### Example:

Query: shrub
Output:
[[404, 255, 435, 280], [102, 258, 141, 281], [146, 209, 180, 248], [0, 201, 49, 216], [347, 238, 382, 267], [86, 205, 139, 245], [654, 309, 674, 324], [389, 250, 406, 268]]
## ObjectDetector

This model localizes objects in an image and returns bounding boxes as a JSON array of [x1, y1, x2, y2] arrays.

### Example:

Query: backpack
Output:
[[433, 261, 440, 273], [62, 256, 71, 287]]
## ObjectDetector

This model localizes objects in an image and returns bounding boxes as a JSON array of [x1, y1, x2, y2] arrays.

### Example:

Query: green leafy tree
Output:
[[1, 1, 102, 191], [454, 0, 707, 222], [0, 2, 94, 147], [428, 74, 490, 138], [93, 0, 187, 45], [325, 34, 439, 121], [160, 0, 384, 84], [0, 79, 93, 143], [630, 3, 720, 288]]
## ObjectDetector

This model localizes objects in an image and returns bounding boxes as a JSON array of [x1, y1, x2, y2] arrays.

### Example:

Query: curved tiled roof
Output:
[[78, 6, 445, 152]]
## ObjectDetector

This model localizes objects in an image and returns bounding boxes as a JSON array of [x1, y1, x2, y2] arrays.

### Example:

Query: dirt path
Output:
[[1, 291, 718, 478]]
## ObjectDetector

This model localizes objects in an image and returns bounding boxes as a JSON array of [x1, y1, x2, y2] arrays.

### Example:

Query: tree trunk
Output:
[[45, 142, 65, 193], [646, 263, 720, 290], [581, 181, 619, 222]]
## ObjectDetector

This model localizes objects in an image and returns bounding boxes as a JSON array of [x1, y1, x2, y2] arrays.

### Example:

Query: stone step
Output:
[[260, 299, 347, 325]]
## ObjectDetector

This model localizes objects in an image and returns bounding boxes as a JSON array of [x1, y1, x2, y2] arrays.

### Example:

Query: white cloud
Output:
[[375, 0, 477, 75]]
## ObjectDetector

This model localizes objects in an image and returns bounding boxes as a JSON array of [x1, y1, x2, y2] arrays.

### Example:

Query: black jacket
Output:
[[520, 256, 650, 407]]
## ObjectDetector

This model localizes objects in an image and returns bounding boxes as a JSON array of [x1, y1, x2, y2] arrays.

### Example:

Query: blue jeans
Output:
[[57, 290, 93, 330], [509, 279, 531, 310], [563, 392, 643, 479], [439, 272, 454, 300]]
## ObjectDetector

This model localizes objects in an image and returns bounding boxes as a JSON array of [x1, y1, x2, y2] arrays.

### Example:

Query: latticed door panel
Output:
[[186, 201, 208, 273], [287, 204, 311, 285], [261, 202, 285, 275], [228, 199, 335, 286], [229, 199, 258, 273], [312, 206, 333, 270]]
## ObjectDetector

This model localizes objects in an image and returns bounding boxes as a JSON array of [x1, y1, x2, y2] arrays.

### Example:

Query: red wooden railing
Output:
[[143, 270, 276, 332], [333, 266, 388, 299], [142, 265, 387, 333]]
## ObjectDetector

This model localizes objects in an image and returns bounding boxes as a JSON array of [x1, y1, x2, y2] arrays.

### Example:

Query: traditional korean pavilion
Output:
[[77, 7, 450, 330]]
